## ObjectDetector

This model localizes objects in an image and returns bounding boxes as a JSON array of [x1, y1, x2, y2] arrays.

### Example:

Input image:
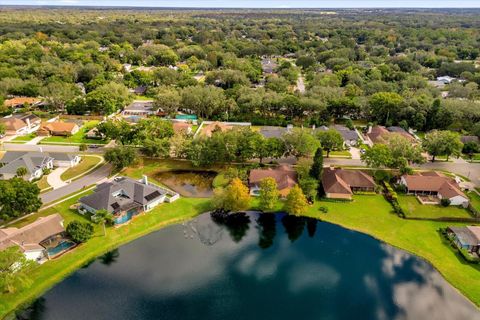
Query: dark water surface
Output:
[[20, 212, 480, 320], [154, 170, 216, 197]]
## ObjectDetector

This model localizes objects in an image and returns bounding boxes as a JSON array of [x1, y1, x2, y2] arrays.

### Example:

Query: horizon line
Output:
[[1, 5, 480, 9]]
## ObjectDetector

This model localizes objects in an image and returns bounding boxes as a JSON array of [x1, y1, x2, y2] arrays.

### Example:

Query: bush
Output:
[[319, 206, 329, 213], [79, 143, 88, 151], [67, 220, 94, 243], [440, 198, 451, 207]]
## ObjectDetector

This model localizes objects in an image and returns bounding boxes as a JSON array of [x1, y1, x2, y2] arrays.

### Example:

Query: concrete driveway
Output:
[[47, 167, 69, 189], [40, 163, 112, 205]]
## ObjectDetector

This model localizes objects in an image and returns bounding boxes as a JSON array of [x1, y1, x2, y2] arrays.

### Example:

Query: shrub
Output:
[[79, 143, 88, 151], [440, 198, 451, 207], [67, 220, 94, 243], [319, 206, 329, 213]]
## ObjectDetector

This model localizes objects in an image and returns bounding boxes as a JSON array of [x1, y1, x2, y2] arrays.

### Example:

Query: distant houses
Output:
[[0, 214, 73, 263], [38, 121, 80, 136], [365, 125, 416, 145], [0, 113, 41, 136], [399, 172, 469, 206], [122, 101, 156, 119], [172, 121, 193, 135], [3, 97, 42, 109], [199, 121, 250, 138], [0, 151, 80, 181], [248, 165, 298, 197], [322, 167, 376, 200], [78, 176, 179, 225]]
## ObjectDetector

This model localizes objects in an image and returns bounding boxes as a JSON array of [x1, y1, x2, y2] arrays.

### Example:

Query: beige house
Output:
[[322, 167, 376, 200]]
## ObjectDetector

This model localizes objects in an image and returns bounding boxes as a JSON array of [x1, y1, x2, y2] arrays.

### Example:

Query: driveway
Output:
[[349, 147, 361, 160], [40, 163, 112, 205], [47, 167, 69, 189]]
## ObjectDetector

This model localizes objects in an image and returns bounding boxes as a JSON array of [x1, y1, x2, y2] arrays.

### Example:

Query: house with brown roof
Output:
[[172, 121, 193, 135], [0, 214, 74, 263], [3, 97, 42, 108], [200, 121, 251, 138], [322, 167, 376, 200], [249, 165, 298, 198], [0, 113, 41, 136], [365, 126, 415, 145], [399, 172, 469, 206], [38, 121, 80, 136]]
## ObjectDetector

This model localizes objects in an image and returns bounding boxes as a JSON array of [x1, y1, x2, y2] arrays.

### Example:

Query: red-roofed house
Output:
[[400, 172, 469, 206], [322, 167, 376, 200], [249, 165, 298, 198]]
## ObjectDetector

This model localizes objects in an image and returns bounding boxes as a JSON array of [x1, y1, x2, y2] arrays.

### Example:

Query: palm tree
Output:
[[94, 209, 114, 236], [15, 166, 27, 178]]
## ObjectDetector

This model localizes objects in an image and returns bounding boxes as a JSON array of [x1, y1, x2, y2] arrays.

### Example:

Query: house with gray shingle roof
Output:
[[0, 151, 53, 181], [78, 176, 172, 225]]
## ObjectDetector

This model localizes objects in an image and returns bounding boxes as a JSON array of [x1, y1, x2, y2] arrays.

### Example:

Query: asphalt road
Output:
[[2, 143, 105, 153], [40, 163, 112, 205]]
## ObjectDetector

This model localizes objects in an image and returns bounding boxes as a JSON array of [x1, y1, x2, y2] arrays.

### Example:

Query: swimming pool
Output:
[[114, 211, 133, 225], [47, 241, 76, 257]]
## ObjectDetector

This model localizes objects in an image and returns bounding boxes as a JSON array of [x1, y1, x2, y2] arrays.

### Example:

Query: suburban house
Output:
[[78, 176, 178, 225], [399, 172, 469, 206], [365, 125, 415, 145], [322, 167, 376, 200], [200, 121, 251, 138], [38, 121, 80, 136], [0, 151, 80, 180], [0, 113, 41, 136], [0, 214, 73, 263], [259, 125, 293, 139], [49, 152, 81, 167], [130, 85, 147, 95], [122, 101, 156, 118], [327, 125, 360, 147], [446, 226, 480, 255], [86, 127, 104, 139], [3, 97, 42, 109], [0, 151, 54, 181], [249, 165, 298, 197], [261, 57, 278, 74], [437, 76, 457, 84], [460, 135, 479, 145], [172, 121, 193, 135]]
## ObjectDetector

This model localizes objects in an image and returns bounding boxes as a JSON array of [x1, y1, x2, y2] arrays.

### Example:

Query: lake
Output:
[[18, 212, 480, 320]]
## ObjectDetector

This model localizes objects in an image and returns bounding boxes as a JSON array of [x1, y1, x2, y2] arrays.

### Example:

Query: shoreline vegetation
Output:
[[1, 189, 479, 318]]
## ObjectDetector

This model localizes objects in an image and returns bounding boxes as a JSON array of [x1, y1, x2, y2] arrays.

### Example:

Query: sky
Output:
[[1, 0, 480, 8]]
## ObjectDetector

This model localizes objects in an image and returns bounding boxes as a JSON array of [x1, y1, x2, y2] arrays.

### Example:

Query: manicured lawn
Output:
[[397, 195, 473, 219], [11, 133, 36, 143], [60, 155, 103, 182], [0, 195, 211, 318], [35, 175, 51, 191], [467, 191, 480, 212], [303, 195, 480, 308], [324, 150, 351, 157], [41, 121, 107, 145]]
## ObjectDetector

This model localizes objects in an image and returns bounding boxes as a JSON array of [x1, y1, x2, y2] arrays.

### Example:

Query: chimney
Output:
[[142, 175, 148, 185]]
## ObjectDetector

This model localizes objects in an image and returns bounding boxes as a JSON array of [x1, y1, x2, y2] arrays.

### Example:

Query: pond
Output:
[[18, 212, 480, 320], [154, 170, 216, 198]]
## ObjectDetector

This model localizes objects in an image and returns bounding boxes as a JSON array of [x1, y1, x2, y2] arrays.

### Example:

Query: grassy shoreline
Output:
[[1, 194, 479, 318]]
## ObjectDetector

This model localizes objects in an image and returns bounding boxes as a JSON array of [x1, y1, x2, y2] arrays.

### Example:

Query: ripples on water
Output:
[[17, 212, 480, 320]]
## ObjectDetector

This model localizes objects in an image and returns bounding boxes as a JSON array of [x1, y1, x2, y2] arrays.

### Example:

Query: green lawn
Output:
[[467, 191, 480, 212], [0, 195, 211, 318], [41, 121, 107, 145], [35, 175, 51, 191], [398, 195, 473, 219], [324, 150, 351, 157], [60, 155, 103, 182], [304, 195, 480, 308], [11, 133, 36, 143]]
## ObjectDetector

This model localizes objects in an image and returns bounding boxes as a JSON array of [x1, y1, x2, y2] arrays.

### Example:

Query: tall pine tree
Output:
[[309, 147, 325, 196]]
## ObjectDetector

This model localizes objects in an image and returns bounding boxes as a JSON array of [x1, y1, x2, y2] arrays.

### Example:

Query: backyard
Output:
[[397, 195, 474, 219], [40, 121, 107, 145], [0, 194, 211, 318]]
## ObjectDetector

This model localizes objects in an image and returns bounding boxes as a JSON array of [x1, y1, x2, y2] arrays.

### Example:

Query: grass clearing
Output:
[[41, 121, 107, 145], [11, 133, 36, 143], [35, 175, 50, 191], [397, 195, 473, 219], [467, 191, 480, 212], [60, 156, 102, 182], [303, 195, 480, 308]]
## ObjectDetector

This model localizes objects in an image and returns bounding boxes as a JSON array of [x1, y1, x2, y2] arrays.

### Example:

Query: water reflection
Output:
[[23, 212, 480, 320], [99, 249, 120, 266]]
